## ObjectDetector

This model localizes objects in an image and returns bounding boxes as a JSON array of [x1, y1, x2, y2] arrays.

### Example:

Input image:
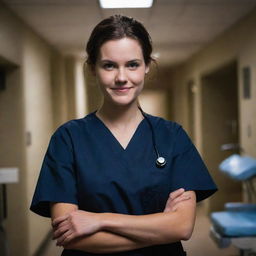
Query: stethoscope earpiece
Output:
[[138, 106, 167, 169], [156, 157, 166, 168]]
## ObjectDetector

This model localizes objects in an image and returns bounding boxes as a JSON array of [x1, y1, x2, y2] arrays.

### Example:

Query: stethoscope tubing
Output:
[[138, 106, 166, 168]]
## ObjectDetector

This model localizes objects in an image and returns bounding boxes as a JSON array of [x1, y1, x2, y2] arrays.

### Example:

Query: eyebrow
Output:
[[100, 59, 115, 63], [100, 59, 142, 63], [127, 59, 142, 63]]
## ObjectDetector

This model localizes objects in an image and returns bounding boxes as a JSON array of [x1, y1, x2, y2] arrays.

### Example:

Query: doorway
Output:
[[0, 57, 27, 255], [201, 61, 241, 212]]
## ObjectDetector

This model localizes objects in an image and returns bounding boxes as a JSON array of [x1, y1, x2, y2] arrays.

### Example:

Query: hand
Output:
[[52, 210, 102, 246], [164, 188, 191, 212]]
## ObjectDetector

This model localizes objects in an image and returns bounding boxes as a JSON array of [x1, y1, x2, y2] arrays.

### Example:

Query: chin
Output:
[[108, 96, 137, 107], [113, 100, 135, 107], [106, 93, 134, 105]]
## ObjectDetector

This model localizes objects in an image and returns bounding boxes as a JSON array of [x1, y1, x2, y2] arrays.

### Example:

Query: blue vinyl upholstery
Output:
[[219, 154, 256, 180], [225, 202, 256, 212], [211, 154, 256, 251], [211, 211, 256, 237]]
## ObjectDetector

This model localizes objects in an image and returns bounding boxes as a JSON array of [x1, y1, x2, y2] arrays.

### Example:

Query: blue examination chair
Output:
[[210, 154, 256, 256]]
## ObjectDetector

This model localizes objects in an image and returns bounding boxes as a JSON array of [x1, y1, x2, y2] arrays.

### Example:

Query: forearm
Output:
[[57, 210, 192, 252], [101, 211, 190, 245], [65, 231, 149, 253], [101, 191, 196, 244], [51, 203, 149, 253], [52, 191, 196, 251]]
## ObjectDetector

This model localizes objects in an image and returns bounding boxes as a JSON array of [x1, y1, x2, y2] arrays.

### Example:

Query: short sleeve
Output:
[[170, 125, 217, 202], [30, 126, 78, 217]]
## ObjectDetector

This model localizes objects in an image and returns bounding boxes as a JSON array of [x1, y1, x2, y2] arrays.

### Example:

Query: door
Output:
[[201, 61, 241, 212]]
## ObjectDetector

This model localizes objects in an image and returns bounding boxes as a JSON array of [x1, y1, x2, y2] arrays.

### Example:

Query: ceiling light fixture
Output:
[[99, 0, 153, 9]]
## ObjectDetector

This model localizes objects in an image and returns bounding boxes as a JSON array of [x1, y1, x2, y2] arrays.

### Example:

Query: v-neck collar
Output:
[[91, 111, 147, 151]]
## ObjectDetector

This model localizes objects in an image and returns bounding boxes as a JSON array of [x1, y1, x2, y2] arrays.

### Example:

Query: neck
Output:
[[96, 100, 143, 125]]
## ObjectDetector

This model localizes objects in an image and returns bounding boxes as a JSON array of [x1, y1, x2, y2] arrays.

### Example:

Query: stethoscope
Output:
[[138, 106, 167, 168]]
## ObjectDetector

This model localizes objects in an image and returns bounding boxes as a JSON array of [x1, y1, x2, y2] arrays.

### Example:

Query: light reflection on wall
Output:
[[139, 89, 168, 119]]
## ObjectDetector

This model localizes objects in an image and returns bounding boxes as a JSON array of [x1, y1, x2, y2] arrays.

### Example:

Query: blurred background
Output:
[[1, 0, 256, 255]]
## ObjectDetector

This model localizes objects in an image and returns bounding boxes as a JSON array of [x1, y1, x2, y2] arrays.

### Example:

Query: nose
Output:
[[115, 68, 127, 86]]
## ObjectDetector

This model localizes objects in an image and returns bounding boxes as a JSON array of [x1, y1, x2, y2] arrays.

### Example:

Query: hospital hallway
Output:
[[1, 0, 256, 255], [40, 204, 238, 256]]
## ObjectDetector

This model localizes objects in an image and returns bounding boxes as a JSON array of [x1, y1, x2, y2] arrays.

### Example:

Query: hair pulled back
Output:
[[86, 15, 153, 66]]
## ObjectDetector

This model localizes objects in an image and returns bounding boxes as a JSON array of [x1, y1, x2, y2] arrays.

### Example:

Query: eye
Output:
[[102, 62, 115, 70], [127, 61, 140, 70]]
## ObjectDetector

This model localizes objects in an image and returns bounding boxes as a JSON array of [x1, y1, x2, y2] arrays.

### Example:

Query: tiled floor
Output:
[[43, 205, 239, 256]]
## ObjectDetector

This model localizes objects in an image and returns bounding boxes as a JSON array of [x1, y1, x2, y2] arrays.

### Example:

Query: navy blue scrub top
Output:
[[30, 111, 217, 256]]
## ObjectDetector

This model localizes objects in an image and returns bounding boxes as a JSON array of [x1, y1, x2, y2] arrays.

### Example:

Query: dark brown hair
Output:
[[86, 15, 153, 66]]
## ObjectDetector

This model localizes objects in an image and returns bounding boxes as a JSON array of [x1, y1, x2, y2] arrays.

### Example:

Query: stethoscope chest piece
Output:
[[156, 156, 166, 168]]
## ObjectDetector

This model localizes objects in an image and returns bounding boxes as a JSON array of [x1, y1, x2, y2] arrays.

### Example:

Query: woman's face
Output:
[[94, 37, 149, 106]]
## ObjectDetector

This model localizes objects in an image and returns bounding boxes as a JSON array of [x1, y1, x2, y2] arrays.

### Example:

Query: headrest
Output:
[[219, 154, 256, 180]]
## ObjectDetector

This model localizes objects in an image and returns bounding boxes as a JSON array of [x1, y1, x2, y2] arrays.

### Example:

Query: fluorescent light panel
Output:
[[99, 0, 153, 9]]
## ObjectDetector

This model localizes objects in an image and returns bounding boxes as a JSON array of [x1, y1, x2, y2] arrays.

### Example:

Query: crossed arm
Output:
[[51, 189, 196, 254]]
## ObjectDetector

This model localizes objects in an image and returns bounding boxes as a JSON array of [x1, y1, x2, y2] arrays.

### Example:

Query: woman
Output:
[[30, 15, 217, 255]]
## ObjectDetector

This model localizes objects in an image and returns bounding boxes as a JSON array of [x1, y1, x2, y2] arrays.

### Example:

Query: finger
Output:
[[52, 221, 67, 234], [57, 219, 70, 229], [56, 230, 74, 246], [173, 195, 191, 203], [56, 229, 73, 246], [164, 193, 177, 210], [172, 195, 191, 205], [165, 197, 171, 206], [53, 223, 70, 239], [163, 196, 174, 212], [170, 197, 191, 212], [163, 206, 171, 213], [60, 233, 76, 246], [172, 206, 178, 211], [169, 188, 185, 200], [52, 214, 69, 227], [169, 188, 185, 199], [164, 196, 191, 213]]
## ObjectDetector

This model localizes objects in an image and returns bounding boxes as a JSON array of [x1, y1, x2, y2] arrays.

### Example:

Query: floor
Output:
[[182, 205, 238, 256], [43, 205, 239, 256]]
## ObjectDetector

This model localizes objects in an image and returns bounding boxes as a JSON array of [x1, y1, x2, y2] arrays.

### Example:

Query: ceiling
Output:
[[3, 0, 256, 66]]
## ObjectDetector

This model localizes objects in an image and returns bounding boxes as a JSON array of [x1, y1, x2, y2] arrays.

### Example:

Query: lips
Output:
[[111, 87, 132, 92]]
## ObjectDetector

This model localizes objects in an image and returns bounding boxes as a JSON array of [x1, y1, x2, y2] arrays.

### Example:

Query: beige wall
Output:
[[139, 89, 168, 118], [0, 3, 28, 256], [0, 2, 22, 65], [239, 33, 256, 157], [65, 56, 77, 120], [0, 67, 28, 255], [171, 8, 256, 156], [51, 54, 87, 128], [170, 7, 256, 209], [74, 58, 87, 118], [0, 3, 87, 255], [201, 64, 241, 212], [51, 51, 68, 129], [22, 27, 54, 255], [0, 5, 54, 254], [85, 66, 103, 113]]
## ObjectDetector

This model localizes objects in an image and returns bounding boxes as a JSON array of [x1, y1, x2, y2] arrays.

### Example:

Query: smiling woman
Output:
[[95, 38, 149, 107], [30, 15, 217, 256]]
